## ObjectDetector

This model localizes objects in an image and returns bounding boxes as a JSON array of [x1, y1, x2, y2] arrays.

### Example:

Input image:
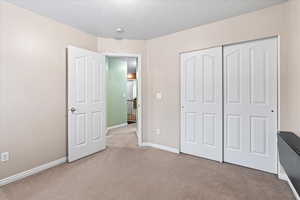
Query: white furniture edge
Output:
[[278, 167, 300, 200], [0, 157, 66, 187], [141, 143, 180, 154], [106, 123, 128, 131]]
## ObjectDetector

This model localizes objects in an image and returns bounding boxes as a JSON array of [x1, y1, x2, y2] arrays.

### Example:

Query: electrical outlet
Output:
[[1, 152, 9, 162]]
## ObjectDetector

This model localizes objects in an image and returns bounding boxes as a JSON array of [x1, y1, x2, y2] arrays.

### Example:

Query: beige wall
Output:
[[145, 4, 288, 148], [284, 0, 300, 137], [0, 2, 97, 179]]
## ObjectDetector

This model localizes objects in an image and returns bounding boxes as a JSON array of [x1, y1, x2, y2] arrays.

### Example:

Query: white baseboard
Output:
[[278, 170, 288, 181], [106, 123, 128, 132], [278, 167, 300, 200], [141, 143, 180, 154], [0, 157, 66, 187]]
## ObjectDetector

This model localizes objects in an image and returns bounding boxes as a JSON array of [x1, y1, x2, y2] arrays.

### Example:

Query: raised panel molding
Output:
[[91, 59, 102, 103], [226, 114, 241, 150], [249, 46, 267, 105], [185, 57, 197, 102], [75, 56, 87, 104], [203, 113, 216, 146], [91, 111, 102, 140], [75, 113, 88, 146], [226, 50, 241, 104], [203, 55, 216, 104], [185, 112, 197, 143], [250, 116, 268, 155]]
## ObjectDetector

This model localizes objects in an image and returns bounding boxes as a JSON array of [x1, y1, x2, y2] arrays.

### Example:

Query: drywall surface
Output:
[[145, 3, 287, 148], [106, 57, 128, 127], [284, 0, 300, 137], [0, 2, 97, 179]]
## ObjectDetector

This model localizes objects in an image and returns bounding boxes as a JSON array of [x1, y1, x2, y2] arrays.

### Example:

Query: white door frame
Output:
[[179, 36, 280, 174], [104, 53, 143, 146]]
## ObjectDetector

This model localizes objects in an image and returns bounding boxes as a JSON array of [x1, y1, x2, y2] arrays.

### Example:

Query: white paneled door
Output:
[[181, 47, 223, 162], [223, 38, 278, 173], [68, 46, 106, 162]]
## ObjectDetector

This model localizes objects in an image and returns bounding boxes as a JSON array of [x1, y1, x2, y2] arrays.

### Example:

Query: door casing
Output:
[[104, 53, 143, 146]]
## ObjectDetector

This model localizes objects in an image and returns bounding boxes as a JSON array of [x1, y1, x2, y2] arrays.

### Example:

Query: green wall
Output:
[[106, 57, 127, 127]]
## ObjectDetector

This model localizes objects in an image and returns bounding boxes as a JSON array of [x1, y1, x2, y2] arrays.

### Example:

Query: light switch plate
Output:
[[1, 152, 9, 162], [156, 92, 162, 100], [152, 129, 161, 135]]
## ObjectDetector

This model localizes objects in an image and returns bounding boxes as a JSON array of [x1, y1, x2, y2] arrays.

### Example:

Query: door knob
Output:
[[271, 110, 274, 113], [70, 107, 76, 113]]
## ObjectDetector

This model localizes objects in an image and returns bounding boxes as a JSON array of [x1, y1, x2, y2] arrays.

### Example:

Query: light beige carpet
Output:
[[0, 125, 294, 200]]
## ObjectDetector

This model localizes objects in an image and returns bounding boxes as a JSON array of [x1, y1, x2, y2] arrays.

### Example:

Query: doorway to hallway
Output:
[[105, 53, 142, 146]]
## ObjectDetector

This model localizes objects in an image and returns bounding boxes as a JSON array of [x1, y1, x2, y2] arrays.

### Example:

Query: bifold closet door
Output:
[[180, 47, 223, 162], [223, 38, 278, 173]]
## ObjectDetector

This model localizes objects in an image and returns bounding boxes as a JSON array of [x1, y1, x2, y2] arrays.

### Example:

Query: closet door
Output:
[[180, 47, 223, 162], [223, 38, 277, 173]]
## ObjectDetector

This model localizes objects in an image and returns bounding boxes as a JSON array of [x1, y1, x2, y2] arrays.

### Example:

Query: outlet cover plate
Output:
[[1, 152, 9, 162]]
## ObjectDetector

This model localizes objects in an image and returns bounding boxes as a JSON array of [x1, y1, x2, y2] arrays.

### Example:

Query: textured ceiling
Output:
[[4, 0, 287, 39]]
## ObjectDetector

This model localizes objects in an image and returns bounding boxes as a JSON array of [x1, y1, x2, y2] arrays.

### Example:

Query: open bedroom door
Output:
[[67, 46, 106, 162]]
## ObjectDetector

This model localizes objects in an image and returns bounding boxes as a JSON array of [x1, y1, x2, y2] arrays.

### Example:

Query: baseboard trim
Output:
[[278, 168, 300, 200], [106, 123, 128, 132], [0, 157, 66, 187], [141, 143, 180, 154]]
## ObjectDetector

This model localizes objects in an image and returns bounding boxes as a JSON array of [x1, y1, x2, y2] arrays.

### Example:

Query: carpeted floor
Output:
[[0, 124, 294, 200]]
